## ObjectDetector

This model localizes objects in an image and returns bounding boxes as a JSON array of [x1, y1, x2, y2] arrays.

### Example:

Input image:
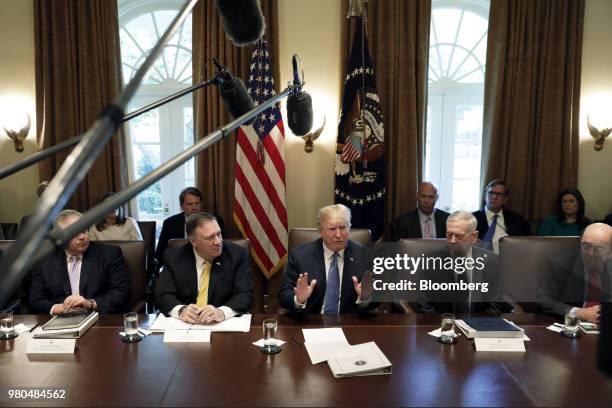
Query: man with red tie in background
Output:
[[538, 223, 612, 324]]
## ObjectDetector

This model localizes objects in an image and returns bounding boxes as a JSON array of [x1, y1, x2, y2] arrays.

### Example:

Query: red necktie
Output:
[[585, 268, 603, 308]]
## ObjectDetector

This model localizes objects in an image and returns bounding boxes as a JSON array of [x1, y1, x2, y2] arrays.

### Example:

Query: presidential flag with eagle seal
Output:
[[335, 16, 385, 240]]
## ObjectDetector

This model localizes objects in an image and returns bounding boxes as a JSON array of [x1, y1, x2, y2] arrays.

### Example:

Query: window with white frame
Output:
[[118, 0, 195, 238], [425, 0, 490, 212]]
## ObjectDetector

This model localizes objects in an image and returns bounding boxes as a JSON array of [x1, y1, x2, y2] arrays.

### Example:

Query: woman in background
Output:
[[89, 192, 143, 241], [537, 188, 592, 236]]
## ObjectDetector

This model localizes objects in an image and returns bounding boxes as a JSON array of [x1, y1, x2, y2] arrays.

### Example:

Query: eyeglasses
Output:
[[580, 243, 608, 255], [487, 191, 506, 197]]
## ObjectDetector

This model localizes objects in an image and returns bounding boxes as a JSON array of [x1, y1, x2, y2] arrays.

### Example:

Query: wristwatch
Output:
[[88, 299, 96, 310], [178, 305, 187, 317]]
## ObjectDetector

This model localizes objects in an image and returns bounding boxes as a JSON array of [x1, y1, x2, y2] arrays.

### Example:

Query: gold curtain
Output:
[[192, 0, 279, 239], [482, 0, 584, 220], [34, 0, 126, 211], [341, 0, 431, 239]]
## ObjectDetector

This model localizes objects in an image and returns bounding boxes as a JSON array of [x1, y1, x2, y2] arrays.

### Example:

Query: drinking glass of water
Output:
[[438, 313, 457, 344], [122, 312, 142, 343], [261, 319, 281, 354], [0, 310, 18, 340], [561, 309, 581, 339]]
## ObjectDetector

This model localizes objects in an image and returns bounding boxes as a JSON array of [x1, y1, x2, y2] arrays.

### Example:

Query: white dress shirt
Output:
[[485, 207, 508, 253]]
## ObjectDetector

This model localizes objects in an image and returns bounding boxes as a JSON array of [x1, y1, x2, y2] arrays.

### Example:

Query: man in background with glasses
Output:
[[472, 179, 531, 253], [538, 223, 612, 324]]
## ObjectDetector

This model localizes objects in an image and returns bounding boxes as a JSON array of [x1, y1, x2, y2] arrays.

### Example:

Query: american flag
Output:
[[233, 38, 288, 278]]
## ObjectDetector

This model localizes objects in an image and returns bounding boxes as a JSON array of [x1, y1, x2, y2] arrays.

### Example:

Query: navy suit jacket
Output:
[[155, 212, 225, 264], [279, 238, 376, 313], [392, 208, 450, 241], [537, 254, 611, 318], [154, 241, 253, 315], [29, 242, 131, 314], [472, 208, 531, 239]]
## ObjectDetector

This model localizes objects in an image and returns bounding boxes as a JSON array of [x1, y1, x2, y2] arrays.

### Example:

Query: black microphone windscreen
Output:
[[287, 92, 313, 136], [219, 76, 256, 122], [215, 0, 265, 46]]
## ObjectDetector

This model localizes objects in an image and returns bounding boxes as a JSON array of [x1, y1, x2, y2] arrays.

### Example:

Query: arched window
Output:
[[118, 0, 195, 237], [425, 0, 489, 212]]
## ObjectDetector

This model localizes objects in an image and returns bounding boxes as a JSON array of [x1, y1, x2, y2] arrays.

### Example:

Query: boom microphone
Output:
[[286, 54, 313, 136], [213, 58, 255, 122], [215, 0, 265, 46]]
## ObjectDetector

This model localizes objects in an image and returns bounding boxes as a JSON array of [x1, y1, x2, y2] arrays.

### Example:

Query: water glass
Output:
[[122, 312, 142, 343], [438, 313, 456, 344], [0, 310, 17, 340], [562, 310, 581, 338], [261, 319, 281, 354]]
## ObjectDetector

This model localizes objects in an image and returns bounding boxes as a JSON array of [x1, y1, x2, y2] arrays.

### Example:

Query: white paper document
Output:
[[302, 328, 354, 364], [150, 313, 251, 333], [26, 338, 76, 355], [163, 329, 211, 343], [327, 342, 392, 378], [474, 337, 526, 352], [252, 338, 286, 347]]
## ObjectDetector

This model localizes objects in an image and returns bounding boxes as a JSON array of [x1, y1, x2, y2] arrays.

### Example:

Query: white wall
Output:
[[278, 0, 342, 229], [578, 0, 612, 220], [0, 0, 38, 223]]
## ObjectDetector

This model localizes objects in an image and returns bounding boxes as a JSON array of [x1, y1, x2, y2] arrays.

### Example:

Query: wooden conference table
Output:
[[1, 313, 611, 407]]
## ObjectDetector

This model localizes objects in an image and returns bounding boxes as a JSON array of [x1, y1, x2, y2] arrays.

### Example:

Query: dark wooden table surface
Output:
[[1, 313, 610, 407]]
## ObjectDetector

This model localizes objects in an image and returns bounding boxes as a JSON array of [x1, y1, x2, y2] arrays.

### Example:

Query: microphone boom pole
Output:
[[0, 0, 199, 309], [0, 77, 216, 181]]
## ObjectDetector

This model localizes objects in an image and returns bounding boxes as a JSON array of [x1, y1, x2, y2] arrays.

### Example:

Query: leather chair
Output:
[[396, 239, 449, 313], [0, 223, 18, 240], [136, 221, 156, 278], [499, 236, 580, 312], [0, 240, 28, 312], [102, 240, 147, 313], [266, 228, 372, 313], [165, 238, 265, 313]]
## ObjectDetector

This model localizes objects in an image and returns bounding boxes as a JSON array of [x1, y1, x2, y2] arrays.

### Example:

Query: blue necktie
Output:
[[323, 252, 340, 315], [482, 214, 498, 243]]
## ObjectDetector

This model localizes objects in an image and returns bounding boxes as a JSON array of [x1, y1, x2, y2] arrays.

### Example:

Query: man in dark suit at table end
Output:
[[155, 212, 253, 323], [29, 209, 131, 315], [472, 179, 531, 252], [279, 204, 376, 314], [416, 210, 512, 314], [537, 223, 611, 324], [392, 181, 450, 241], [154, 187, 225, 266]]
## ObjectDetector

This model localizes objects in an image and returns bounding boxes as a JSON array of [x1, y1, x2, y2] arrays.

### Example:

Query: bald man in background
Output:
[[392, 182, 450, 241], [538, 223, 612, 324]]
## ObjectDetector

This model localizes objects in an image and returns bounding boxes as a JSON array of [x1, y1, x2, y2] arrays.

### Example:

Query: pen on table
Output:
[[28, 323, 39, 333], [293, 336, 304, 348]]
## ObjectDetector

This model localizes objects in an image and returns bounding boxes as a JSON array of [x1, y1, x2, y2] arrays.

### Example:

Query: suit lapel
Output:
[[59, 252, 71, 297], [410, 211, 422, 238], [340, 242, 355, 311], [79, 245, 94, 295], [182, 246, 198, 299], [208, 256, 223, 302], [434, 211, 445, 238], [312, 241, 326, 309]]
